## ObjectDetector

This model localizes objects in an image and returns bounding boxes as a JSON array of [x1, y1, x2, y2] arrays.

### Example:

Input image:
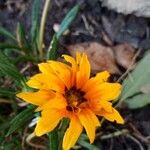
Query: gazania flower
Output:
[[17, 52, 124, 150]]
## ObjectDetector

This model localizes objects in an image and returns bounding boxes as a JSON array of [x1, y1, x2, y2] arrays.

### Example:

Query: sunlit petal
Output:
[[97, 108, 124, 124], [82, 71, 110, 92], [63, 114, 83, 150], [36, 94, 67, 111], [17, 90, 55, 106], [78, 109, 100, 143], [76, 53, 90, 89], [35, 109, 65, 136], [48, 61, 72, 89]]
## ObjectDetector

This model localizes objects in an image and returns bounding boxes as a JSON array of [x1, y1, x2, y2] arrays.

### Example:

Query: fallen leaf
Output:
[[66, 42, 120, 74], [113, 43, 135, 69]]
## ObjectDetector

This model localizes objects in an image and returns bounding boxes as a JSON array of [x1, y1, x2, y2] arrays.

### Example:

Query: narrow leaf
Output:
[[0, 51, 26, 86], [0, 43, 21, 50], [48, 129, 59, 150], [16, 23, 30, 52], [0, 87, 15, 97], [6, 106, 35, 136], [47, 34, 58, 60], [0, 26, 16, 41], [78, 140, 100, 150], [31, 0, 40, 52], [56, 5, 79, 39]]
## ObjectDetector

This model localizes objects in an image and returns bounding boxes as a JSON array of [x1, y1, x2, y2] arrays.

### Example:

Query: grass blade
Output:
[[0, 88, 15, 97], [31, 0, 40, 53], [47, 5, 79, 60], [6, 106, 35, 136], [16, 23, 30, 53], [56, 4, 79, 39], [0, 26, 16, 41], [0, 51, 26, 86], [47, 34, 58, 60], [0, 43, 21, 50]]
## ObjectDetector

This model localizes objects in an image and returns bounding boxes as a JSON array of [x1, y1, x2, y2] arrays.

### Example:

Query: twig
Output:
[[26, 132, 46, 150], [39, 0, 51, 60], [126, 134, 144, 150], [129, 123, 150, 144], [0, 98, 12, 104], [100, 129, 129, 140]]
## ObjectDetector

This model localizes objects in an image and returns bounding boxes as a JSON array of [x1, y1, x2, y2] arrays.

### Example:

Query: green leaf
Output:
[[56, 5, 79, 39], [0, 87, 15, 97], [118, 52, 150, 106], [47, 34, 59, 60], [78, 134, 100, 150], [125, 93, 150, 109], [78, 140, 100, 150], [46, 5, 79, 60], [0, 26, 16, 41], [16, 23, 30, 52], [0, 43, 21, 50], [0, 51, 26, 86], [31, 0, 40, 52], [6, 106, 35, 136], [48, 129, 59, 150], [13, 55, 37, 64]]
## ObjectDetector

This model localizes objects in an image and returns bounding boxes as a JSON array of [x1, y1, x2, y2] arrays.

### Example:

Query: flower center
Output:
[[64, 87, 87, 112]]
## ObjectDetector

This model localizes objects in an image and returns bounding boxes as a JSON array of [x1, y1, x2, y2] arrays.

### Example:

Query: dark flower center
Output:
[[64, 87, 87, 112]]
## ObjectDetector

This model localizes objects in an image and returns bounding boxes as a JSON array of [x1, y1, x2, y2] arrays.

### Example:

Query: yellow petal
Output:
[[63, 55, 77, 71], [17, 90, 55, 106], [76, 51, 82, 65], [27, 73, 47, 89], [82, 71, 110, 92], [38, 63, 54, 74], [78, 109, 100, 143], [76, 53, 91, 89], [35, 109, 64, 136], [97, 108, 124, 124], [89, 99, 113, 113], [62, 54, 77, 87], [48, 61, 72, 89], [27, 73, 65, 93], [85, 83, 121, 101], [63, 115, 83, 150], [36, 93, 67, 111]]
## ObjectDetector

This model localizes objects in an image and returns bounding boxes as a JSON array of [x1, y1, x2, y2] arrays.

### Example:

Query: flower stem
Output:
[[39, 0, 51, 60]]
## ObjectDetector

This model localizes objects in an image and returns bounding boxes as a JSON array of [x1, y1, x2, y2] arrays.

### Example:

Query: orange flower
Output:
[[17, 52, 124, 150]]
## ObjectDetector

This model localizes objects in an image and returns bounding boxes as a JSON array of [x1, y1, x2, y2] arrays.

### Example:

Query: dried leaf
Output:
[[113, 43, 135, 69], [66, 42, 120, 74]]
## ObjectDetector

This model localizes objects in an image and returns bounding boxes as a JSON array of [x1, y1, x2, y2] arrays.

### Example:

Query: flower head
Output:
[[17, 52, 124, 150]]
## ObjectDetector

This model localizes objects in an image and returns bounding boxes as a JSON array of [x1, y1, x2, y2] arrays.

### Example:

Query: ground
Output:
[[0, 0, 149, 150]]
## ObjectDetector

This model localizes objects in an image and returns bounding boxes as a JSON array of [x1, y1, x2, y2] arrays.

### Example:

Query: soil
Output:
[[0, 0, 149, 150]]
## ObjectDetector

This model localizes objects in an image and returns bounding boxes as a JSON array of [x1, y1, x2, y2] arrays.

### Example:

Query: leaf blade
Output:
[[0, 26, 16, 41], [56, 4, 79, 39], [6, 106, 35, 136], [125, 93, 150, 109], [120, 52, 150, 101]]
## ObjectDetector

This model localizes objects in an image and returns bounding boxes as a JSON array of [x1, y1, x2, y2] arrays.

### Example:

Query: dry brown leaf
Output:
[[66, 42, 120, 74], [113, 43, 135, 69]]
